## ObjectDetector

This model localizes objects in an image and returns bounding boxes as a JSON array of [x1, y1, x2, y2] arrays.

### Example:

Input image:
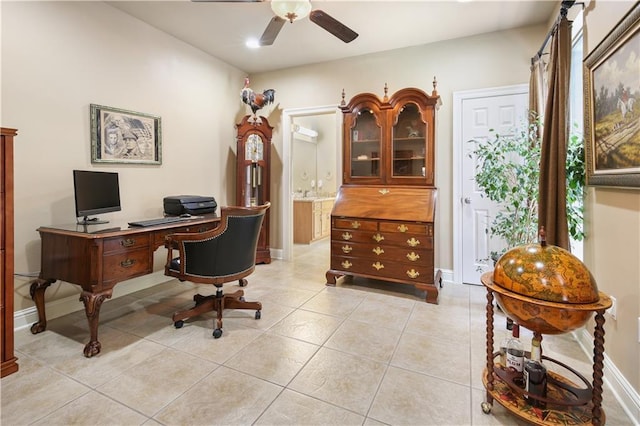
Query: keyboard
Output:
[[128, 216, 188, 227]]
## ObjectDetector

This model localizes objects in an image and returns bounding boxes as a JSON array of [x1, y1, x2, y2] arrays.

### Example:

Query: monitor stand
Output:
[[77, 216, 109, 225]]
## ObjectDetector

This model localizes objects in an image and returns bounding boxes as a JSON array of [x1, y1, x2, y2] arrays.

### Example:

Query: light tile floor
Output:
[[1, 240, 633, 425]]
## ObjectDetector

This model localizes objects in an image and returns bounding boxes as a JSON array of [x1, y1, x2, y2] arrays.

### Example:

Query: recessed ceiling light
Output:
[[246, 38, 261, 49]]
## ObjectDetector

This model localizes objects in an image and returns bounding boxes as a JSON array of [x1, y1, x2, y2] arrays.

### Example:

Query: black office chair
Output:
[[163, 203, 269, 338]]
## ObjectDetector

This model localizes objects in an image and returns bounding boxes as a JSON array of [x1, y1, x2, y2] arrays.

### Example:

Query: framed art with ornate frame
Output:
[[584, 2, 640, 188], [90, 104, 162, 165]]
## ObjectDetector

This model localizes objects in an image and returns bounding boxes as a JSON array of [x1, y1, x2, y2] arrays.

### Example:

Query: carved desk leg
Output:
[[29, 278, 56, 334], [591, 309, 607, 426], [79, 289, 113, 358]]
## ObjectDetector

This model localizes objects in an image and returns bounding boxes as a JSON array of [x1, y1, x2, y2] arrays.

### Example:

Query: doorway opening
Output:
[[281, 105, 342, 261]]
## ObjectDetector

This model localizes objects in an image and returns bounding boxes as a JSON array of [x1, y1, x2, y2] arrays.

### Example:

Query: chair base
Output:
[[172, 287, 262, 337]]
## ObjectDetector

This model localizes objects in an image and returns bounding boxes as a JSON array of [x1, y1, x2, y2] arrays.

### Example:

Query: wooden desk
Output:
[[29, 215, 219, 357]]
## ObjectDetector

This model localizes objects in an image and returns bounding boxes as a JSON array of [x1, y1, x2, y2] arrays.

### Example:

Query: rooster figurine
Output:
[[241, 77, 275, 122]]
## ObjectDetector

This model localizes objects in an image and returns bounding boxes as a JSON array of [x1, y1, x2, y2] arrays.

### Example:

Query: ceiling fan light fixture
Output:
[[271, 0, 312, 23]]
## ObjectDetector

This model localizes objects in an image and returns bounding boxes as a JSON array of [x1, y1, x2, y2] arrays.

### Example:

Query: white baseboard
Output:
[[575, 328, 640, 425], [14, 271, 169, 331]]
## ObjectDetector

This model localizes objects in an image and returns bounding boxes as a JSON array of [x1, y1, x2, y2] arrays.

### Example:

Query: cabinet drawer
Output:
[[377, 232, 433, 249], [333, 218, 378, 231], [331, 229, 380, 244], [331, 255, 432, 283], [331, 241, 429, 263], [103, 235, 149, 253], [103, 247, 151, 281], [379, 222, 430, 235]]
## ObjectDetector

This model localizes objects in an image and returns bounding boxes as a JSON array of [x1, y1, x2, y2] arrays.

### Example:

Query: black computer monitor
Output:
[[73, 170, 121, 225]]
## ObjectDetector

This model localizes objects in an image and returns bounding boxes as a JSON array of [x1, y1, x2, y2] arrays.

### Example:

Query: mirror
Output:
[[292, 114, 338, 198]]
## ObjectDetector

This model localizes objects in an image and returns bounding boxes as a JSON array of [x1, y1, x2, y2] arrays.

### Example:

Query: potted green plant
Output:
[[471, 117, 585, 263]]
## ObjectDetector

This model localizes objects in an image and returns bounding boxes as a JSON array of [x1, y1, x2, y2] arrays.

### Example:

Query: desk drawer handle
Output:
[[351, 221, 361, 229], [372, 247, 384, 255], [372, 233, 384, 243], [342, 232, 353, 241], [341, 260, 352, 269], [120, 239, 136, 248], [341, 245, 352, 254], [120, 259, 136, 268], [397, 224, 409, 233]]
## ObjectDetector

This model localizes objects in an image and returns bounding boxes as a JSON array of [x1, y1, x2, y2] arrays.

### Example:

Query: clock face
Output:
[[247, 134, 263, 162]]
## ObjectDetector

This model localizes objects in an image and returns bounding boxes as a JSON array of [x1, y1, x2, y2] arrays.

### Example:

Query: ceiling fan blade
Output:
[[309, 10, 358, 43], [259, 16, 286, 46]]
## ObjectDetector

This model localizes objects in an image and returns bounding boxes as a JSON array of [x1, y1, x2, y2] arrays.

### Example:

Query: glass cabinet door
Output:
[[349, 108, 382, 179], [392, 102, 427, 179]]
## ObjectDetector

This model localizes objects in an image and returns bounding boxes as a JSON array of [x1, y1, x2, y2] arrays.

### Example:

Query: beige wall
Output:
[[2, 1, 246, 309], [583, 0, 640, 399]]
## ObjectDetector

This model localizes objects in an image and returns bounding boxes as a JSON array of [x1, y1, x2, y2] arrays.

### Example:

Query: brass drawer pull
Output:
[[378, 188, 390, 195], [397, 224, 409, 233], [372, 262, 384, 270], [342, 232, 353, 241], [372, 233, 384, 242], [407, 237, 420, 247], [372, 247, 384, 255], [341, 260, 352, 269], [341, 245, 353, 254], [351, 221, 361, 229], [406, 269, 420, 279], [120, 239, 136, 248], [120, 259, 135, 268], [406, 252, 420, 261]]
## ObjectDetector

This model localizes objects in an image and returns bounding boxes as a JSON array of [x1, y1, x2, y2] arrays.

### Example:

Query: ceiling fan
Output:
[[193, 0, 359, 46]]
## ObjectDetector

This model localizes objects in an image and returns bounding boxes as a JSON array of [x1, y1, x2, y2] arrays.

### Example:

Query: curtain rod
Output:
[[531, 1, 579, 65]]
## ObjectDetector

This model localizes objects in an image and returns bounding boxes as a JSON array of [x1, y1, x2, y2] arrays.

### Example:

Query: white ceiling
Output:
[[107, 0, 559, 74]]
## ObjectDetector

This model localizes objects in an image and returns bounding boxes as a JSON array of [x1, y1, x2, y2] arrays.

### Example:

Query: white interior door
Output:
[[459, 87, 529, 285]]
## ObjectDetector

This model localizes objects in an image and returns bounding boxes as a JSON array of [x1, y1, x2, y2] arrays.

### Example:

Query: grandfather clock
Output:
[[236, 115, 272, 264]]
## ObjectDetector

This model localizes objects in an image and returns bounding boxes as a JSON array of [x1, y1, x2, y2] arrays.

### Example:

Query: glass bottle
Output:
[[505, 324, 524, 374], [524, 336, 547, 408], [499, 333, 510, 368]]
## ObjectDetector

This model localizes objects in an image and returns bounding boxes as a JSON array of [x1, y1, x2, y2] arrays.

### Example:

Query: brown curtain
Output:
[[538, 16, 571, 250]]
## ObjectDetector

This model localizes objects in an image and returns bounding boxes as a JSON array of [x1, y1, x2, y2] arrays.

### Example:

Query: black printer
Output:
[[163, 195, 217, 216]]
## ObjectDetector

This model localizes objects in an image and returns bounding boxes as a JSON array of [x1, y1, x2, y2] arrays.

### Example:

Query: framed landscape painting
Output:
[[90, 104, 162, 165], [584, 3, 640, 188]]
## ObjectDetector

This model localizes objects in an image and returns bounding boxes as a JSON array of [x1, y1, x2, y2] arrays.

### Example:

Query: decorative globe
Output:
[[482, 238, 611, 335]]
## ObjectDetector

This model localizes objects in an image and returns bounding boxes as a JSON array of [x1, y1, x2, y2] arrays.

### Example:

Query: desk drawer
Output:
[[103, 247, 151, 281], [103, 235, 150, 254], [153, 223, 218, 247]]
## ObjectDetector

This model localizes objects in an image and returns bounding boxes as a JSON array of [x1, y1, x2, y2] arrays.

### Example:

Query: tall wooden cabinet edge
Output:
[[328, 87, 442, 303], [235, 116, 272, 264], [1, 127, 19, 377]]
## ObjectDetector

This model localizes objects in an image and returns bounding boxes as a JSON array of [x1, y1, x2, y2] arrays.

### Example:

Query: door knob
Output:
[[464, 197, 472, 204]]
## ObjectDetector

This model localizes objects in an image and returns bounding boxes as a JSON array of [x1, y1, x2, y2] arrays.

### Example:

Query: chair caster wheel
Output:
[[255, 311, 261, 320], [174, 320, 184, 329], [481, 402, 492, 414], [213, 328, 223, 339]]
